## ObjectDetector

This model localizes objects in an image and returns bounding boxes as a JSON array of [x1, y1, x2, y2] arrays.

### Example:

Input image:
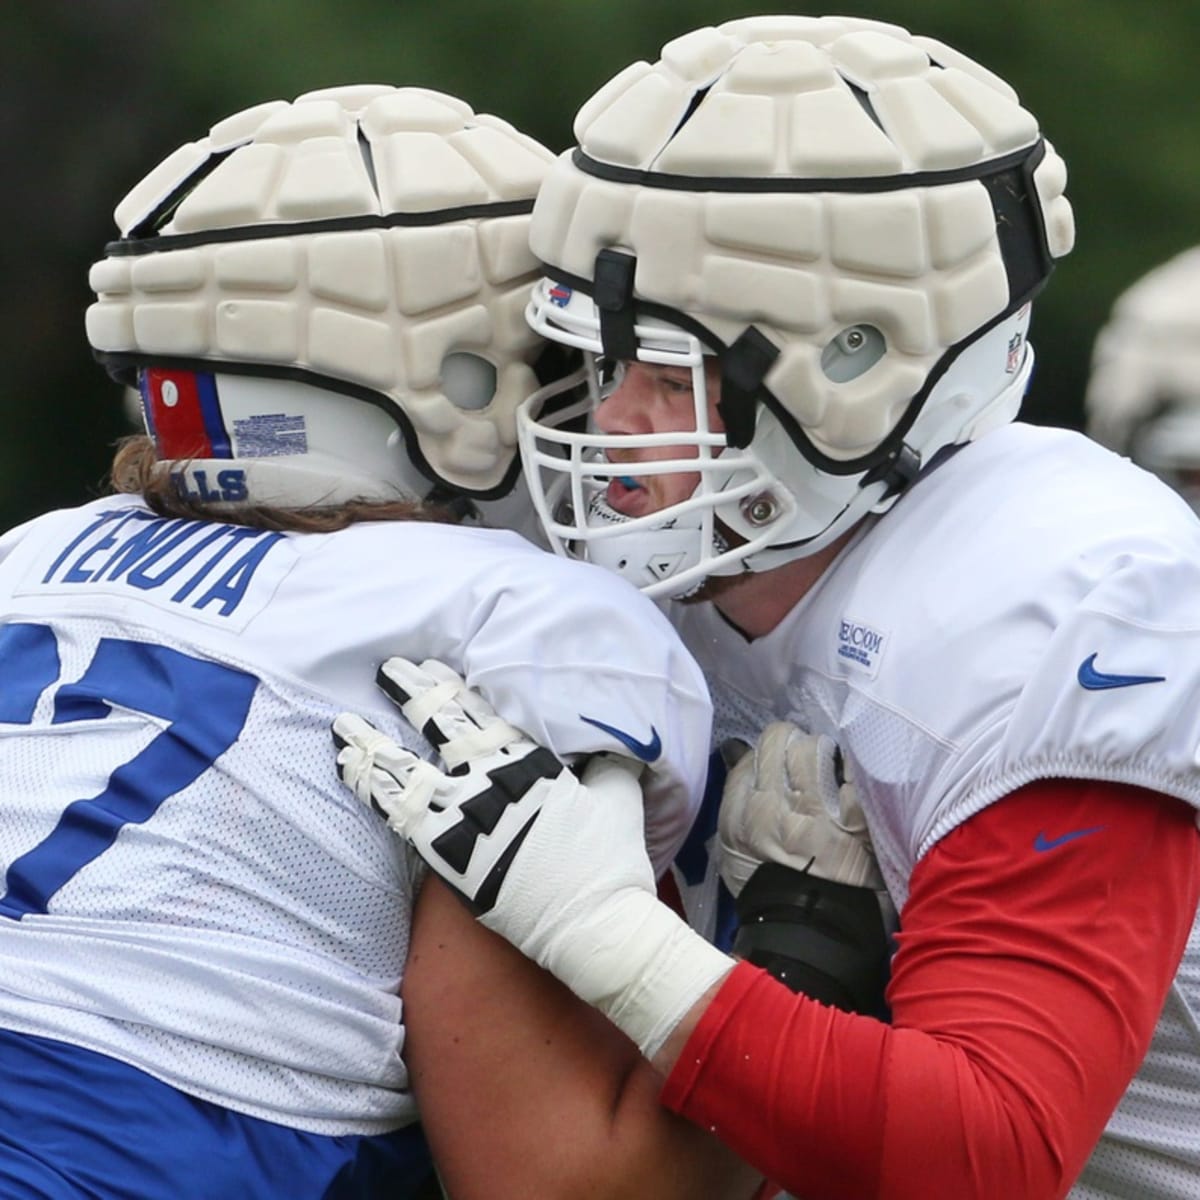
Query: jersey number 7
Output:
[[0, 622, 257, 918]]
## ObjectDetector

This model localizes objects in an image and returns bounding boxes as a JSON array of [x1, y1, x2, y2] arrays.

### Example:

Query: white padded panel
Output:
[[491, 361, 539, 444], [297, 84, 400, 112], [89, 257, 132, 295], [563, 175, 636, 268], [360, 89, 469, 136], [767, 341, 828, 426], [573, 61, 654, 146], [913, 36, 1018, 102], [402, 388, 461, 436], [171, 143, 285, 233], [528, 154, 586, 265], [1042, 196, 1075, 260], [130, 248, 207, 293], [214, 241, 300, 293], [478, 215, 538, 286], [215, 299, 299, 363], [582, 71, 692, 169], [654, 92, 778, 175], [254, 99, 353, 146], [374, 130, 488, 211], [133, 302, 209, 356], [702, 255, 827, 332], [932, 254, 1009, 344], [872, 77, 986, 171], [276, 137, 380, 221], [308, 307, 396, 389], [704, 193, 823, 260], [924, 181, 997, 270], [1034, 145, 1075, 257], [828, 192, 928, 279], [815, 359, 927, 453], [830, 30, 928, 85], [723, 40, 839, 95], [390, 226, 481, 317], [1035, 140, 1068, 199], [720, 15, 856, 45], [85, 302, 134, 351], [306, 232, 388, 311], [489, 284, 539, 361], [115, 140, 210, 235], [788, 88, 905, 176], [832, 276, 936, 355], [473, 113, 557, 167], [659, 26, 739, 81], [448, 126, 550, 199], [209, 101, 289, 153], [929, 68, 1039, 155], [627, 191, 707, 309], [444, 415, 504, 472], [400, 305, 491, 393]]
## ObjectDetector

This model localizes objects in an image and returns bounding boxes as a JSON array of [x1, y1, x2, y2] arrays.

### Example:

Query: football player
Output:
[[0, 84, 759, 1199], [338, 19, 1200, 1199]]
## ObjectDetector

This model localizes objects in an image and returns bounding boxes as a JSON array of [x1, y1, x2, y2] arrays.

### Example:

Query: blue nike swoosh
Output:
[[1077, 653, 1165, 691], [579, 715, 662, 763], [1033, 826, 1106, 853]]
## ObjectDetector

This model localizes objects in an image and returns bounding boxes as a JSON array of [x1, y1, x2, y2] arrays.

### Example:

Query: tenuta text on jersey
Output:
[[35, 508, 287, 619]]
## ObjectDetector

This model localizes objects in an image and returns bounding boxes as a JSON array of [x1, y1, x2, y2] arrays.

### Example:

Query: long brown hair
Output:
[[108, 436, 462, 533]]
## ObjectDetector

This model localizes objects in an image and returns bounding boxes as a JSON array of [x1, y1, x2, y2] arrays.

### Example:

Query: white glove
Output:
[[333, 657, 732, 1058], [718, 722, 883, 898]]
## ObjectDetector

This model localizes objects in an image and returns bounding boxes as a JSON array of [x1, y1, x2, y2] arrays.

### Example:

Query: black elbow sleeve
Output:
[[731, 862, 892, 1018]]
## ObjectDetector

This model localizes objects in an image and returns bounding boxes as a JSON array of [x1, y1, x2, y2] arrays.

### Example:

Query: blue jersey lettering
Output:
[[40, 509, 287, 619]]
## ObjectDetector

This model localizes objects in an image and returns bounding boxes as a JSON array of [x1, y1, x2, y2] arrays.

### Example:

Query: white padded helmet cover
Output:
[[86, 85, 557, 498], [1085, 245, 1200, 459], [529, 15, 1074, 464]]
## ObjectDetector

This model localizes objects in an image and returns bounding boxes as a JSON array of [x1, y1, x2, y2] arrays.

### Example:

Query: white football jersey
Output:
[[670, 424, 1200, 1198], [0, 496, 710, 1136]]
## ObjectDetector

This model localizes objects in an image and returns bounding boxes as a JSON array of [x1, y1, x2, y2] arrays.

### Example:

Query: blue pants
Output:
[[0, 1028, 435, 1198]]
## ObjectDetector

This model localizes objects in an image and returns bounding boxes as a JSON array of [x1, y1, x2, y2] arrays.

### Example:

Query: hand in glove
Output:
[[718, 722, 883, 898], [718, 722, 891, 1015], [332, 657, 732, 1058]]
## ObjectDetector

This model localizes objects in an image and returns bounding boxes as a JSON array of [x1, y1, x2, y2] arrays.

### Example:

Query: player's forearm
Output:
[[405, 878, 761, 1200], [660, 782, 1200, 1200]]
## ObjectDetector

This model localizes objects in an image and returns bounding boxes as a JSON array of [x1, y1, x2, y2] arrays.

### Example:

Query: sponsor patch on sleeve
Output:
[[837, 616, 886, 678]]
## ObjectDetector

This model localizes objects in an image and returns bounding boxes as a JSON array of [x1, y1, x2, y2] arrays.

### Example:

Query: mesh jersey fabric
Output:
[[668, 422, 1200, 1196], [0, 495, 711, 1135]]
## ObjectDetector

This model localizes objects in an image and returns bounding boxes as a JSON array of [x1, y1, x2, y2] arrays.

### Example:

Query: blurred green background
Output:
[[4, 0, 1198, 531]]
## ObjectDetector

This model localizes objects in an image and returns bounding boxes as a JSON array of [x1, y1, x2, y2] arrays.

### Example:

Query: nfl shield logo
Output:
[[1006, 331, 1023, 374]]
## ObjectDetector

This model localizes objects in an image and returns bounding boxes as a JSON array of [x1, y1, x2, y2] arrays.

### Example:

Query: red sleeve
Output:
[[661, 780, 1200, 1200]]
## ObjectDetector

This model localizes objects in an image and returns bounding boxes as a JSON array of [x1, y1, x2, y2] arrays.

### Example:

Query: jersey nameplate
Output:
[[18, 508, 296, 631]]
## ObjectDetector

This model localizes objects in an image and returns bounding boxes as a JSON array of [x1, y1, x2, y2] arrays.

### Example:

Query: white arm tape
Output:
[[579, 889, 735, 1059], [534, 755, 734, 1059]]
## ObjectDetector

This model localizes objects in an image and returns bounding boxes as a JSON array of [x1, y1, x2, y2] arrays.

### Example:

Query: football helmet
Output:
[[519, 16, 1074, 597], [87, 84, 571, 509], [1084, 246, 1200, 510]]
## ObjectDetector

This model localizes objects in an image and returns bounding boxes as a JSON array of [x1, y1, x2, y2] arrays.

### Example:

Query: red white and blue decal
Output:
[[139, 369, 232, 460]]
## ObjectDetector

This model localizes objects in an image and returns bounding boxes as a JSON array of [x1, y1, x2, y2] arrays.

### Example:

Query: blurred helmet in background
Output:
[[1085, 245, 1200, 510]]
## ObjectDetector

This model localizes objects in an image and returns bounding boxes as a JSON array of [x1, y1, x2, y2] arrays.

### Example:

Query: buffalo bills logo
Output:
[[548, 283, 573, 308]]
